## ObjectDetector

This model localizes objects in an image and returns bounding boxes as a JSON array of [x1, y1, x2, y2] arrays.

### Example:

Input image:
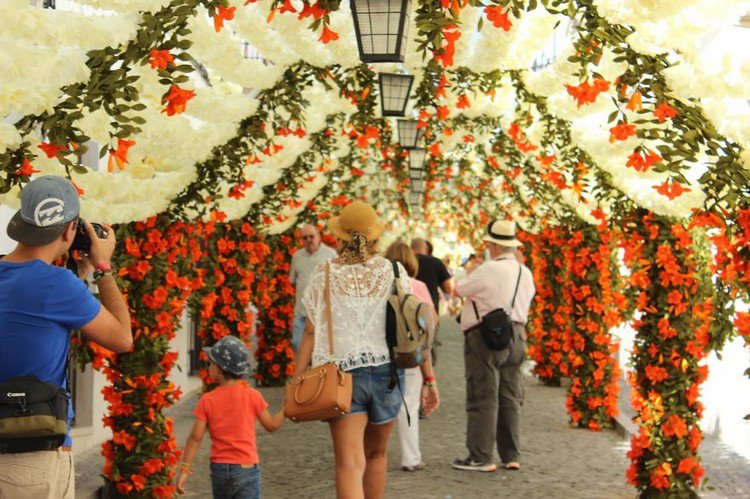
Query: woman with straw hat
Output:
[[294, 201, 440, 498]]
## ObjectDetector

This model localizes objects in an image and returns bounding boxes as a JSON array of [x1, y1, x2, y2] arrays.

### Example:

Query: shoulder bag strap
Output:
[[510, 263, 522, 310], [325, 262, 334, 357]]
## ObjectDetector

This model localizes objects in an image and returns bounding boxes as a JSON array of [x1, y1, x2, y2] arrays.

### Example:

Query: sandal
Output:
[[504, 462, 520, 470]]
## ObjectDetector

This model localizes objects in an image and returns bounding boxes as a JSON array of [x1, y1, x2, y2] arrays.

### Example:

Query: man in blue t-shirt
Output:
[[0, 175, 133, 498]]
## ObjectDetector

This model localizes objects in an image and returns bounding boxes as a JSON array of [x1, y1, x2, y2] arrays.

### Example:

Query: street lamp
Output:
[[398, 119, 424, 149], [408, 147, 426, 170], [408, 167, 423, 180], [378, 73, 413, 117], [350, 0, 412, 63]]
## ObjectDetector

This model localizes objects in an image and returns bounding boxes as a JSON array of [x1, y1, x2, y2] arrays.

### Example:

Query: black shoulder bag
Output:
[[0, 376, 70, 453], [471, 263, 522, 351]]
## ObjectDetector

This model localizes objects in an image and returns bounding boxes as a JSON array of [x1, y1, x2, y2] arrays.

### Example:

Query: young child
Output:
[[176, 335, 284, 498]]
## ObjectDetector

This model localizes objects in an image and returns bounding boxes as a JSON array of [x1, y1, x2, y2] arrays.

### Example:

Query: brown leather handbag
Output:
[[285, 262, 352, 422]]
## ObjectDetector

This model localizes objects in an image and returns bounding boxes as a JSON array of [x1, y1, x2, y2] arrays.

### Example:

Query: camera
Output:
[[70, 219, 107, 254]]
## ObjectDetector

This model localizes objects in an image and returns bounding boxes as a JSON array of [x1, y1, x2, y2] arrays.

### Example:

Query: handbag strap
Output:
[[325, 261, 334, 357], [471, 261, 523, 321]]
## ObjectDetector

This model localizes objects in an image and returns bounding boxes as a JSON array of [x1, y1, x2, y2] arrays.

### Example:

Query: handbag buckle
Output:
[[9, 394, 32, 417]]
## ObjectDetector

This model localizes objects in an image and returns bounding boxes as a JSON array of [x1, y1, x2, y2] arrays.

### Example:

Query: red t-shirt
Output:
[[194, 382, 268, 464]]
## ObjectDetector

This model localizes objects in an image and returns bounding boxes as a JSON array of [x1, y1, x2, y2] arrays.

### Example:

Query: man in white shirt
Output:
[[451, 220, 535, 473], [289, 224, 336, 351]]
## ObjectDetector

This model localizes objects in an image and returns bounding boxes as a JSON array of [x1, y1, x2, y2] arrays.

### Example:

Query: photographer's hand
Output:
[[87, 223, 115, 266], [74, 253, 94, 281]]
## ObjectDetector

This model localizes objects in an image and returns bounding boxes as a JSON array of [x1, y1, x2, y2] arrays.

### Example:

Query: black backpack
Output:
[[472, 263, 522, 351]]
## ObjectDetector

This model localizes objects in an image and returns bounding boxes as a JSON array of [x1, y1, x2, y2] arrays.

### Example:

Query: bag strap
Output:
[[510, 263, 522, 310], [471, 261, 523, 320], [390, 261, 402, 297], [325, 262, 334, 357]]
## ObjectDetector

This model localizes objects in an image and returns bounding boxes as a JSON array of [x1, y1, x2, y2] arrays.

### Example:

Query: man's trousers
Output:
[[464, 323, 526, 464]]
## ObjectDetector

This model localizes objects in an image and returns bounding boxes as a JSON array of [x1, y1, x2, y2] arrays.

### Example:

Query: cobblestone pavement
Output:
[[77, 319, 750, 498]]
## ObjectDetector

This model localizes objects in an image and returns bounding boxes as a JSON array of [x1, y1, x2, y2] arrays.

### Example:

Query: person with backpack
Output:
[[452, 220, 535, 473], [384, 241, 439, 472], [293, 202, 439, 498]]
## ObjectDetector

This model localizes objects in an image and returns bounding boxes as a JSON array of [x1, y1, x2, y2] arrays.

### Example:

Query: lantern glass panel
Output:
[[409, 192, 420, 205], [398, 119, 424, 149], [408, 168, 423, 180], [412, 179, 424, 193], [379, 73, 413, 116], [408, 148, 426, 169], [350, 0, 411, 62]]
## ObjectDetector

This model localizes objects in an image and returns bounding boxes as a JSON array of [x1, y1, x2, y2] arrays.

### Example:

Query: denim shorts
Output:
[[346, 363, 404, 424], [210, 462, 260, 499]]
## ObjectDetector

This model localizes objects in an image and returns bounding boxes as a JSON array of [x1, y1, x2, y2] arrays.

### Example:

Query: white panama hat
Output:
[[482, 220, 522, 247]]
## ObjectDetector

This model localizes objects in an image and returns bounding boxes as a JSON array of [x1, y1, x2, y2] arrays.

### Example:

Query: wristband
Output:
[[423, 375, 436, 383], [93, 269, 115, 282], [423, 381, 437, 387], [94, 263, 112, 271]]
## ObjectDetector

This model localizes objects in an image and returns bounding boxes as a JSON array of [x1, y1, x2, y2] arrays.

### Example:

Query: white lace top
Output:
[[302, 256, 412, 370]]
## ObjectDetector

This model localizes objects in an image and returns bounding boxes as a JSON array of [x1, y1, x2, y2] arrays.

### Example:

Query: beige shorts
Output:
[[0, 448, 74, 499]]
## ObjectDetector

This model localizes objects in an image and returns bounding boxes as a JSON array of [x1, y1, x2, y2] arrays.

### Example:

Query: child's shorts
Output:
[[344, 363, 404, 424]]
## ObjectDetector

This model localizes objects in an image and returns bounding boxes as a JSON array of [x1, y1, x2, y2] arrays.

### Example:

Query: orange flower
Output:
[[149, 49, 174, 70], [162, 85, 196, 116], [279, 0, 296, 13], [626, 148, 662, 172], [298, 0, 326, 19], [661, 413, 688, 438], [456, 94, 471, 109], [107, 138, 136, 172], [627, 90, 643, 111], [653, 181, 691, 200], [565, 78, 610, 107], [436, 105, 450, 121], [320, 25, 339, 44], [213, 6, 236, 32], [37, 142, 65, 159], [609, 122, 636, 143], [654, 102, 677, 122], [484, 5, 512, 30], [14, 159, 41, 176]]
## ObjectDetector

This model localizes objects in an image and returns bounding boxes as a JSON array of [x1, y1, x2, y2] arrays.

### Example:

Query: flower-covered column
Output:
[[94, 216, 203, 497], [623, 212, 713, 495], [254, 234, 296, 386], [563, 224, 626, 430], [526, 226, 572, 386]]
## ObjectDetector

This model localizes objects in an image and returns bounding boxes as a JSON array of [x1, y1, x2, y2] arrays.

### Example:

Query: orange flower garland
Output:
[[563, 224, 626, 430], [623, 212, 712, 496]]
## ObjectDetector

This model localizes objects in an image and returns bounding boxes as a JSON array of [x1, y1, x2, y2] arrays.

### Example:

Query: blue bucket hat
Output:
[[203, 336, 250, 376]]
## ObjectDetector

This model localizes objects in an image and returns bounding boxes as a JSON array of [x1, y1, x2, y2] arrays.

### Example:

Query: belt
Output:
[[62, 446, 72, 452], [464, 321, 524, 334]]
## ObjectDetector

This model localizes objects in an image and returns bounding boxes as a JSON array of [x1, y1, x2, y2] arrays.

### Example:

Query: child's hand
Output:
[[176, 471, 188, 495]]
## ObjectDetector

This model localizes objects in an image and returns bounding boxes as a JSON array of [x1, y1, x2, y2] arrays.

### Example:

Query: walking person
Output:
[[452, 220, 535, 472], [176, 335, 285, 498], [0, 176, 132, 498], [294, 202, 440, 498], [289, 224, 336, 351], [384, 241, 439, 473]]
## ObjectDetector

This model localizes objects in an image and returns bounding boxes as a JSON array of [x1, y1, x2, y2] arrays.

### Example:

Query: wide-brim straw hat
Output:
[[328, 201, 385, 242], [482, 219, 522, 247]]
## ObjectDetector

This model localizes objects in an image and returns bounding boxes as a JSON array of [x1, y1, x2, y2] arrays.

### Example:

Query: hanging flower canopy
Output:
[[1, 0, 749, 497]]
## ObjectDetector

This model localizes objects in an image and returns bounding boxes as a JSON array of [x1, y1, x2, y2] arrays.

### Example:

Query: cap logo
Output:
[[34, 198, 66, 227]]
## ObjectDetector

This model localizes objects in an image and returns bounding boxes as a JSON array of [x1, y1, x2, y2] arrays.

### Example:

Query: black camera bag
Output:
[[0, 376, 69, 453], [472, 263, 522, 351]]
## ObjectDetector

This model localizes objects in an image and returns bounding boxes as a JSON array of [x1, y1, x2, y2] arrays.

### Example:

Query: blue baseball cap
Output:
[[203, 336, 250, 376], [7, 175, 80, 247]]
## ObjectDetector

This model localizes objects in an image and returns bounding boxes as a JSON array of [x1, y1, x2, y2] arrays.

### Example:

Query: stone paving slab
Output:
[[76, 318, 750, 498]]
